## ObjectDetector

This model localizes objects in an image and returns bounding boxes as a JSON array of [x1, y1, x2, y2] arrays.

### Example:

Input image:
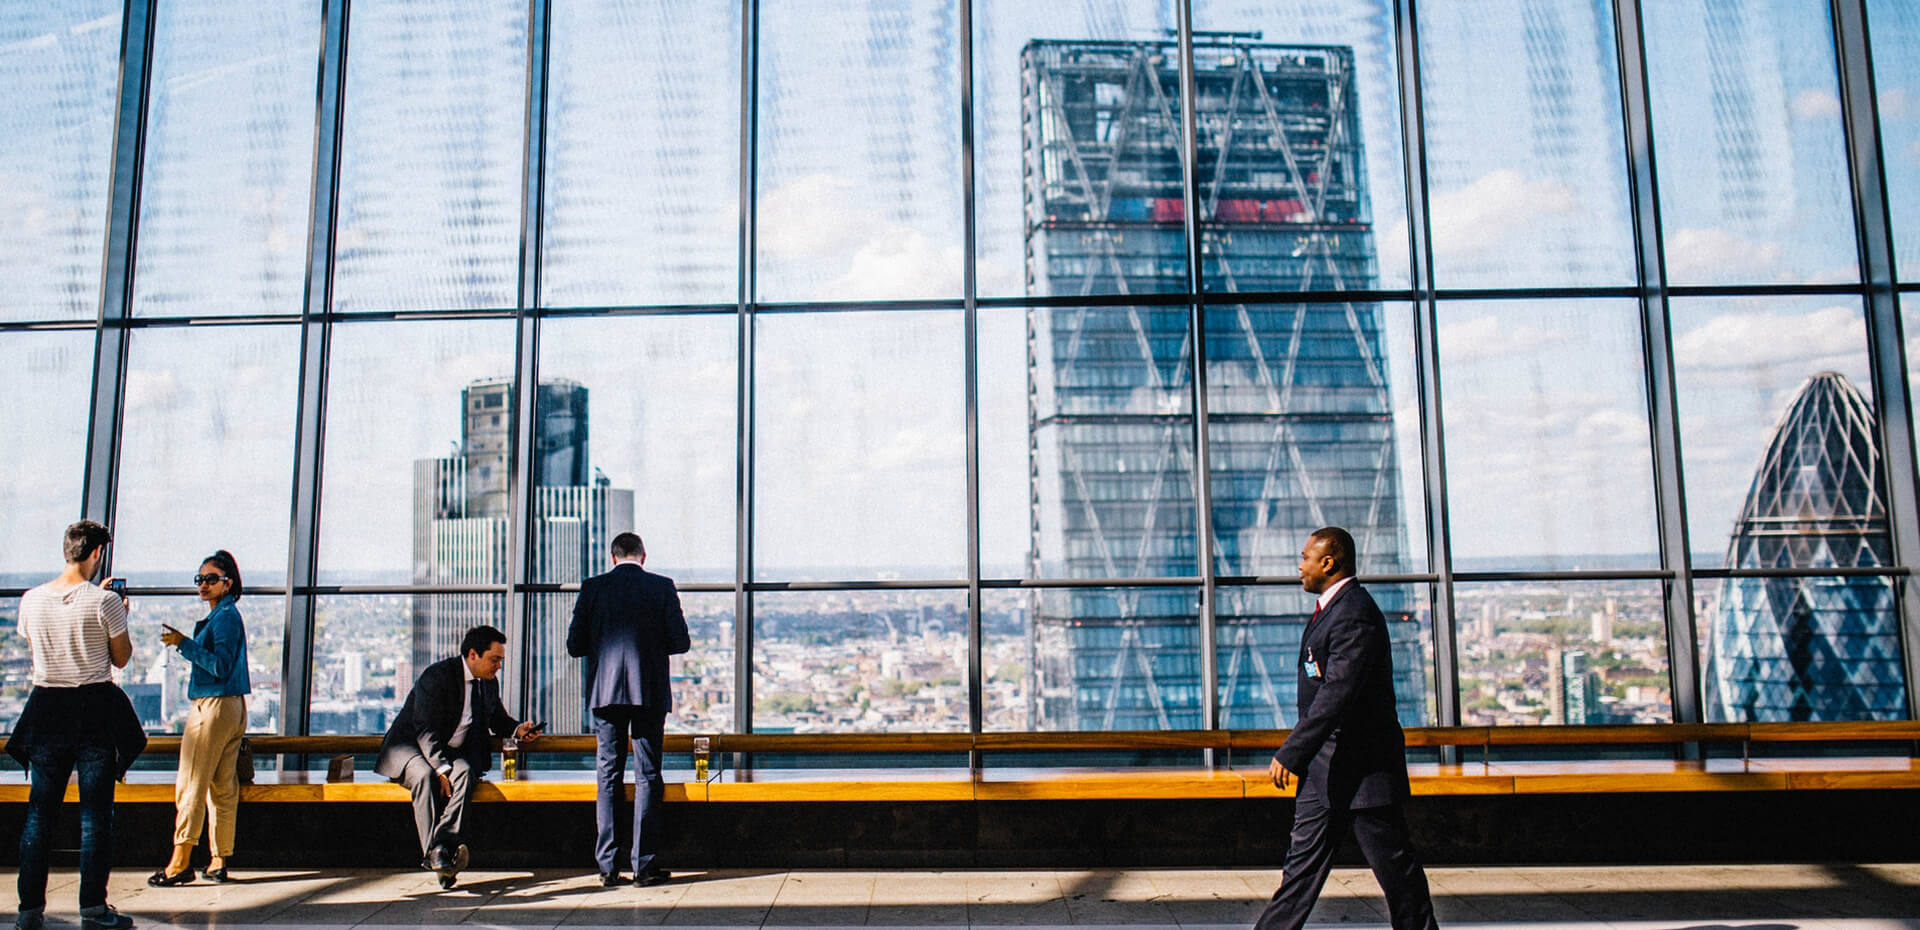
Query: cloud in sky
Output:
[[1436, 313, 1566, 365], [1423, 170, 1580, 266], [1673, 303, 1878, 555], [1441, 386, 1659, 560], [757, 174, 864, 261], [0, 174, 59, 240], [824, 227, 964, 302], [749, 316, 967, 574], [1664, 227, 1786, 283], [122, 367, 181, 413], [1672, 304, 1864, 384], [1791, 89, 1843, 121], [757, 173, 962, 301], [1448, 388, 1632, 443], [1574, 406, 1651, 447], [1881, 88, 1910, 119]]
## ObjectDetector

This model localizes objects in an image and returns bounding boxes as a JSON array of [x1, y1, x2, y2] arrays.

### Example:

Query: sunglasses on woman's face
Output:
[[193, 574, 229, 586]]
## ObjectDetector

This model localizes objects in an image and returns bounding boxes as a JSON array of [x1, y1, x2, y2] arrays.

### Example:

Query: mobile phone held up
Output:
[[105, 578, 127, 597]]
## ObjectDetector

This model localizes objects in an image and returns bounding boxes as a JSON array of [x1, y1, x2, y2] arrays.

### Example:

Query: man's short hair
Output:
[[1310, 526, 1358, 576], [63, 520, 112, 564], [460, 625, 507, 659], [610, 532, 645, 560]]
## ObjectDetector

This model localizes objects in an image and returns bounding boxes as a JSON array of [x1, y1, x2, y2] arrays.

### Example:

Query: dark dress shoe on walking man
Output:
[[633, 869, 672, 887], [600, 871, 622, 887]]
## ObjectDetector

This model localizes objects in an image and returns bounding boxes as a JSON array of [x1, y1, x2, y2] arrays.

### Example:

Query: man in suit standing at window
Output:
[[1255, 526, 1439, 930], [568, 532, 691, 887], [376, 625, 541, 889]]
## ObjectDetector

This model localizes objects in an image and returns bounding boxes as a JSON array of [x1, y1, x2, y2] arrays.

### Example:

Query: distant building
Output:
[[1705, 372, 1908, 721], [342, 650, 365, 696], [1591, 598, 1616, 644], [1550, 648, 1595, 725], [1020, 38, 1422, 731], [135, 649, 188, 729], [413, 378, 633, 732]]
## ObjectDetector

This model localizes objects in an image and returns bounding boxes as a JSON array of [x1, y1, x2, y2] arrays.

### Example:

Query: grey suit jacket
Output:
[[566, 563, 691, 712], [1273, 581, 1412, 811]]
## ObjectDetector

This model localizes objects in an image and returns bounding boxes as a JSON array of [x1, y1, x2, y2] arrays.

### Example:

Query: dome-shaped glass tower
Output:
[[1705, 372, 1908, 721]]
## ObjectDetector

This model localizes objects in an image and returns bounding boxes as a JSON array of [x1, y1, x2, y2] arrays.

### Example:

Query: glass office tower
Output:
[[413, 378, 633, 732], [1021, 39, 1420, 730], [1707, 372, 1908, 722]]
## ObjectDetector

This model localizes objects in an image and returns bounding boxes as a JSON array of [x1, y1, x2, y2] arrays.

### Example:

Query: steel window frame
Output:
[[1831, 0, 1920, 718], [25, 0, 1919, 746]]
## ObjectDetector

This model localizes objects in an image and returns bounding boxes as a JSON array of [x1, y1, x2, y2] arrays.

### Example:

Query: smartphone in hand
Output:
[[105, 578, 127, 598]]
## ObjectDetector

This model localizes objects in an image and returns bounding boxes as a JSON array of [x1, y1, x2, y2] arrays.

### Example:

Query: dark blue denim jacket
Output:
[[176, 595, 251, 699]]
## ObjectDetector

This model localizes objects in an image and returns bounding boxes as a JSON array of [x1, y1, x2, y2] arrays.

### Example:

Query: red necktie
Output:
[[1307, 601, 1321, 629]]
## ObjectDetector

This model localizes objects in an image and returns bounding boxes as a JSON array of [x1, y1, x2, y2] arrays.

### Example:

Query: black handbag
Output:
[[235, 737, 255, 785]]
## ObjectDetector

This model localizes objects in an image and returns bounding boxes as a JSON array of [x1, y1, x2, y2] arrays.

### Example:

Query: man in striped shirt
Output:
[[11, 520, 138, 930]]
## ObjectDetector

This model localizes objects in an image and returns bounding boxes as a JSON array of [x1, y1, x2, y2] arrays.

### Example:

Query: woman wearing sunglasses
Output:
[[148, 551, 251, 886]]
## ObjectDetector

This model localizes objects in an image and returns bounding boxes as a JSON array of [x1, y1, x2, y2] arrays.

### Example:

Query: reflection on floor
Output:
[[14, 863, 1920, 929]]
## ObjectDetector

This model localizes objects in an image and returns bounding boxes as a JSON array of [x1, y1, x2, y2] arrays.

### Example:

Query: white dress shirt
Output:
[[439, 660, 479, 776], [1316, 575, 1355, 611]]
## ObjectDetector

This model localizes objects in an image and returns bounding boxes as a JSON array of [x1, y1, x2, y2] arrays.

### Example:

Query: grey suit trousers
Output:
[[593, 705, 666, 876], [398, 755, 475, 858]]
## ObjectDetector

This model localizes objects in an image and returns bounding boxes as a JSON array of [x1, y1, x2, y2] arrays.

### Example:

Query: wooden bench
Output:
[[4, 722, 1916, 803]]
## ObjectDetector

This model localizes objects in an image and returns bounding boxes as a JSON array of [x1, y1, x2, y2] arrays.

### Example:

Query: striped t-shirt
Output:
[[18, 580, 129, 687]]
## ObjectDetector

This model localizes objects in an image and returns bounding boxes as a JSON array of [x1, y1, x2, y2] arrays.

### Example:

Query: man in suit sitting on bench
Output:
[[376, 625, 542, 888]]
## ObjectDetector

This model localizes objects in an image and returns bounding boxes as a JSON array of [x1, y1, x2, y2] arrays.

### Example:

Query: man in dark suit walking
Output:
[[1255, 527, 1439, 930], [567, 532, 691, 887], [376, 625, 541, 889]]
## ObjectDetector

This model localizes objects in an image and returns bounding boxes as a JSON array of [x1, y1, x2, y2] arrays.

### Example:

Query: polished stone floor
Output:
[[10, 864, 1918, 929]]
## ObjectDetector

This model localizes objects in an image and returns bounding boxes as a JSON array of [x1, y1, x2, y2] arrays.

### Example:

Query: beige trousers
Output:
[[174, 695, 246, 855]]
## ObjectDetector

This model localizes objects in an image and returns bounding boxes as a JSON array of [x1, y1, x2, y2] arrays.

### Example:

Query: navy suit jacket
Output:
[[1273, 581, 1411, 811], [375, 656, 519, 779], [567, 563, 691, 713]]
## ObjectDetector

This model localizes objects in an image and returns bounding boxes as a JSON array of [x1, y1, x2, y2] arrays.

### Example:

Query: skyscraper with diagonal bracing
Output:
[[1707, 372, 1908, 722], [1021, 38, 1423, 731]]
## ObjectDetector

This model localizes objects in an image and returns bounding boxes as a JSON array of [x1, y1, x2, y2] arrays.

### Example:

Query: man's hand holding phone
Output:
[[514, 721, 546, 743]]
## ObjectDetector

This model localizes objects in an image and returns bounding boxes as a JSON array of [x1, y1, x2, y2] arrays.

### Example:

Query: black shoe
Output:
[[426, 847, 454, 873], [452, 844, 469, 873], [438, 873, 456, 890], [147, 868, 194, 886], [633, 869, 672, 887], [202, 866, 231, 884], [600, 871, 622, 887], [78, 905, 133, 930], [15, 910, 44, 930]]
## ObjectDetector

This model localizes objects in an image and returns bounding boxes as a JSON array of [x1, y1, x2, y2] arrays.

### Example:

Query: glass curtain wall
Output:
[[2, 0, 1917, 739]]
